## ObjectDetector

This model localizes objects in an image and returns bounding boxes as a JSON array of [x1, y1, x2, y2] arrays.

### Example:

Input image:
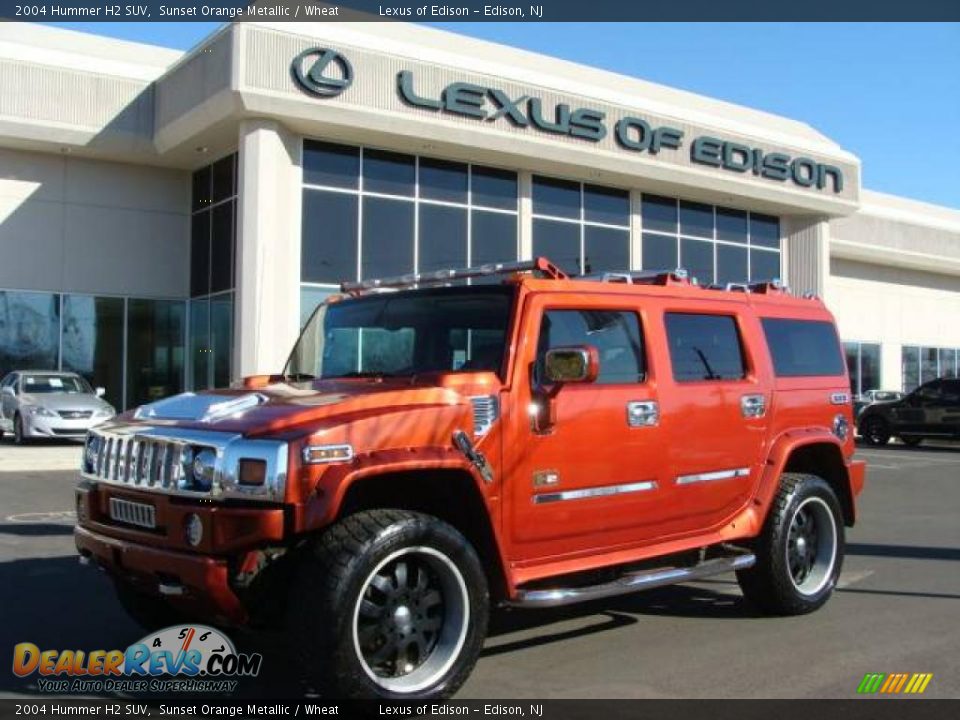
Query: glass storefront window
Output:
[[189, 299, 210, 392], [210, 294, 233, 389], [902, 346, 920, 393], [0, 291, 60, 380], [127, 299, 185, 408], [641, 195, 781, 285], [61, 296, 124, 409], [921, 347, 939, 384], [845, 341, 882, 396]]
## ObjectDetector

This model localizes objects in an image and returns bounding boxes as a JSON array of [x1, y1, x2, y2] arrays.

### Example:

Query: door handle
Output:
[[741, 394, 767, 418], [627, 401, 659, 427]]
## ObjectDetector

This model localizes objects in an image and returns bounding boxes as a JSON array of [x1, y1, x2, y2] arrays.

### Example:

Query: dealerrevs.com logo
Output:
[[12, 625, 262, 694]]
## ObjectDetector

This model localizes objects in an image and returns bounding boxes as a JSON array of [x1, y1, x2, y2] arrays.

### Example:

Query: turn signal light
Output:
[[238, 459, 267, 486], [302, 444, 354, 464]]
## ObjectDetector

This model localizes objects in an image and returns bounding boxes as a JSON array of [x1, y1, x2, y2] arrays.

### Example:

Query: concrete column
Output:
[[783, 216, 830, 297], [234, 119, 302, 379], [518, 171, 533, 260]]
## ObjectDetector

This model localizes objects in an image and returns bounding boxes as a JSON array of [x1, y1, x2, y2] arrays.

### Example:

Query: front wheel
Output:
[[289, 509, 489, 699], [859, 415, 890, 446], [737, 473, 844, 615]]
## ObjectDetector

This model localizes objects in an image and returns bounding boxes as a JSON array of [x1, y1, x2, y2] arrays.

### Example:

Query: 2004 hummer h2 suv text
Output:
[[75, 258, 866, 699]]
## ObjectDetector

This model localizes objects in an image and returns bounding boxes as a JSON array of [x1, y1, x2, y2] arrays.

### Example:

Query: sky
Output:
[[49, 21, 960, 209]]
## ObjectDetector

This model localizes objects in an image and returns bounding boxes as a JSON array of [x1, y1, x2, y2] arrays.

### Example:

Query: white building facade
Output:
[[0, 22, 957, 409]]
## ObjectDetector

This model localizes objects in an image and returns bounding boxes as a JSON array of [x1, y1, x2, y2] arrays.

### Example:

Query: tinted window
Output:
[[533, 176, 580, 219], [537, 310, 645, 384], [750, 213, 780, 248], [716, 208, 748, 244], [361, 197, 414, 279], [471, 166, 517, 210], [302, 190, 358, 283], [941, 380, 960, 403], [642, 233, 677, 270], [584, 226, 629, 275], [680, 238, 714, 284], [584, 185, 629, 226], [641, 195, 677, 233], [533, 219, 580, 275], [190, 211, 210, 297], [666, 313, 746, 382], [751, 249, 781, 282], [210, 200, 234, 293], [716, 244, 748, 285], [126, 299, 185, 407], [191, 165, 211, 212], [303, 141, 359, 189], [761, 318, 845, 377], [679, 201, 713, 238], [211, 154, 235, 204], [419, 204, 467, 273], [363, 149, 415, 197], [419, 158, 467, 204], [471, 211, 517, 267], [62, 295, 124, 408]]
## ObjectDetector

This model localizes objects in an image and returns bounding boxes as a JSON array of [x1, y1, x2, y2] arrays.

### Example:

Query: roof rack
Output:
[[340, 257, 567, 294], [580, 269, 692, 286]]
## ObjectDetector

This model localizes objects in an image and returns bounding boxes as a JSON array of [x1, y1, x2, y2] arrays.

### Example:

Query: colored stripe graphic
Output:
[[858, 672, 932, 694]]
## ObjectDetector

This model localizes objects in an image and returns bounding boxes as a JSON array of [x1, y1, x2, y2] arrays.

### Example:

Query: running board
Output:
[[509, 553, 756, 608]]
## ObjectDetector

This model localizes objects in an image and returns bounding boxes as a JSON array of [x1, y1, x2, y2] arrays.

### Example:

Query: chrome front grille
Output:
[[109, 497, 156, 529], [89, 433, 188, 490], [59, 410, 93, 419], [81, 423, 289, 502], [469, 395, 499, 437]]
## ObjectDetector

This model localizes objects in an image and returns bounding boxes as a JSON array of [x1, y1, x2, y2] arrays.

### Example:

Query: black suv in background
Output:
[[858, 377, 960, 446]]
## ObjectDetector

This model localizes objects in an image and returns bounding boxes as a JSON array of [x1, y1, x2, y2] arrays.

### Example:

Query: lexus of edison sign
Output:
[[293, 47, 844, 194]]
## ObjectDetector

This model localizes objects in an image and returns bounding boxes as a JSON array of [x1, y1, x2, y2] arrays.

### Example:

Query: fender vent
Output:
[[469, 395, 499, 437]]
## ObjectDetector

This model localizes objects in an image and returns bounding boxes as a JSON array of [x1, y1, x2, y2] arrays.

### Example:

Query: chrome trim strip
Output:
[[533, 480, 657, 504], [830, 392, 851, 405], [676, 467, 751, 486], [511, 553, 756, 608], [302, 443, 355, 464]]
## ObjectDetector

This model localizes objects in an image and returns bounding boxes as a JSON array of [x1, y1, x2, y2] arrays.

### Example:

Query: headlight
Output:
[[83, 435, 100, 472], [178, 446, 217, 492], [25, 405, 57, 417], [94, 407, 115, 418]]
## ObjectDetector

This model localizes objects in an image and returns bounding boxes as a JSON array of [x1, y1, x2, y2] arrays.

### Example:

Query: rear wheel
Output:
[[289, 509, 488, 699], [859, 415, 890, 446], [737, 473, 844, 615], [900, 436, 923, 447]]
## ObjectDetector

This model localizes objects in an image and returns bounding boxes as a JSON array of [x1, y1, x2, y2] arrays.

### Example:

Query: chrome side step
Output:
[[510, 553, 756, 608]]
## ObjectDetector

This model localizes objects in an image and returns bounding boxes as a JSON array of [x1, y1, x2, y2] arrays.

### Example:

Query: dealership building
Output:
[[1, 21, 958, 410]]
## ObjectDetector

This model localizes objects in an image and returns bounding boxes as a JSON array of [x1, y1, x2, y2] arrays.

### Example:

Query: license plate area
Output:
[[109, 497, 156, 530]]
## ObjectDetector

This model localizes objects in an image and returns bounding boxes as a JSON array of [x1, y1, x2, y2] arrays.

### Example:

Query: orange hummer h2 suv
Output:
[[75, 258, 865, 699]]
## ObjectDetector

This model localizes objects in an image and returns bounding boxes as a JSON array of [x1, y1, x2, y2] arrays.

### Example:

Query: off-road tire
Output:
[[900, 436, 923, 447], [737, 473, 844, 616], [114, 580, 187, 631], [288, 509, 489, 700], [859, 415, 890, 446]]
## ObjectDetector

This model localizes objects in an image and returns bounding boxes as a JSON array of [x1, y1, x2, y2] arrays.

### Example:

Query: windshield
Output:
[[285, 286, 515, 380], [22, 374, 92, 394]]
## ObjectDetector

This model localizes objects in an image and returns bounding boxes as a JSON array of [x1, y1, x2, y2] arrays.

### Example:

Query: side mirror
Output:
[[95, 387, 106, 398], [1, 386, 13, 398], [544, 346, 599, 385]]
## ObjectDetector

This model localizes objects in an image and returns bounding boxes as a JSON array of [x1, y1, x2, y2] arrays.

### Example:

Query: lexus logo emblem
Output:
[[292, 47, 353, 97]]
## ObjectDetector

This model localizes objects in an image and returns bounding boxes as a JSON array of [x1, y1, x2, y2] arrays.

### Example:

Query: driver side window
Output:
[[535, 309, 646, 385]]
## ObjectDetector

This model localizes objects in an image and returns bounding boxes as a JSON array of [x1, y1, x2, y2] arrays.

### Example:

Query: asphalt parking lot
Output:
[[0, 439, 957, 699]]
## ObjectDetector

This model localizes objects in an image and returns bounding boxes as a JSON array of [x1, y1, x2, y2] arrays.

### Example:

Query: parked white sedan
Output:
[[0, 371, 115, 444]]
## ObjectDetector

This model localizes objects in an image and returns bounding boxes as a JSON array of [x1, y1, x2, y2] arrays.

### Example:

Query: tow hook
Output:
[[452, 430, 494, 484]]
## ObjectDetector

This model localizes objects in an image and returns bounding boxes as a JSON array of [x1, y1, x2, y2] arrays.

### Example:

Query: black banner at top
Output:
[[1, 0, 959, 22]]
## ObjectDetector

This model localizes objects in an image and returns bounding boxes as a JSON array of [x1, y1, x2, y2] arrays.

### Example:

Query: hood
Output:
[[21, 392, 113, 412], [126, 381, 475, 436]]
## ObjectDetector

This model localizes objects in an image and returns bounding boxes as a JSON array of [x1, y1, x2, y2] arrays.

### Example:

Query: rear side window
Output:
[[536, 310, 646, 384], [665, 313, 746, 382], [761, 318, 845, 377]]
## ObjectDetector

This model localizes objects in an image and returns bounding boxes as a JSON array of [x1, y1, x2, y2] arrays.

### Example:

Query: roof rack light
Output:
[[340, 257, 567, 294]]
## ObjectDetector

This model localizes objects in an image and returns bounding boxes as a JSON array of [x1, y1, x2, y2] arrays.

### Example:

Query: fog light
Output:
[[185, 514, 203, 547], [239, 459, 267, 486]]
